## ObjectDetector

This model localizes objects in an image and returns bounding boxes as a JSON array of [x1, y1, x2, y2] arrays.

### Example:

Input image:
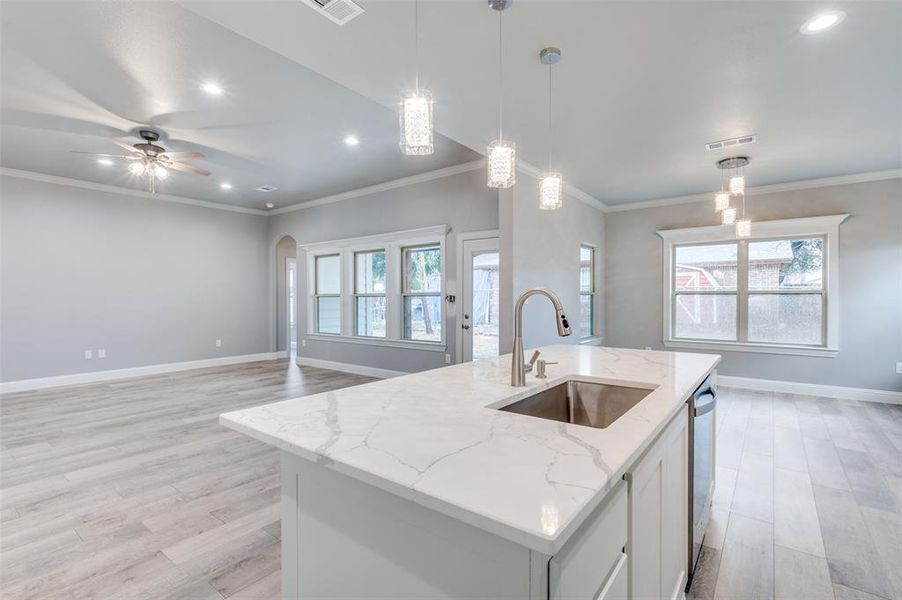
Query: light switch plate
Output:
[[98, 349, 106, 359], [896, 361, 902, 375], [215, 339, 222, 348], [84, 350, 92, 360]]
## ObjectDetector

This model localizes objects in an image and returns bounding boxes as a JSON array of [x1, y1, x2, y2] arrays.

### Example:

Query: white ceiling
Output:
[[0, 1, 479, 209], [182, 0, 902, 206]]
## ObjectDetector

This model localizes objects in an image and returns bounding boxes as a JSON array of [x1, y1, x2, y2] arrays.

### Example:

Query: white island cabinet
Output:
[[221, 345, 716, 600]]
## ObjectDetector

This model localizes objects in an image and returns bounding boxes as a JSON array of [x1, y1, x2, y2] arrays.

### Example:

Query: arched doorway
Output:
[[275, 235, 298, 357]]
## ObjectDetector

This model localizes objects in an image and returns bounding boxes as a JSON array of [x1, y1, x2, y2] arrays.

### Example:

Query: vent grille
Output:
[[303, 0, 364, 25], [706, 134, 756, 152], [256, 185, 278, 193]]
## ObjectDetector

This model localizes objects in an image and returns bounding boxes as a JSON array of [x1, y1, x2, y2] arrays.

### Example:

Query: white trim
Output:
[[658, 214, 848, 357], [299, 225, 449, 252], [655, 214, 849, 242], [718, 375, 902, 405], [270, 161, 484, 215], [516, 161, 608, 211], [0, 167, 268, 216], [579, 336, 605, 346], [305, 334, 446, 352], [295, 356, 406, 379], [0, 352, 281, 394], [275, 350, 290, 359], [606, 169, 902, 213], [664, 339, 838, 357]]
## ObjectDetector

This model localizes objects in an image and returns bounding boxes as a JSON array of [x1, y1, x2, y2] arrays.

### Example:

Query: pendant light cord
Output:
[[498, 10, 503, 139], [548, 62, 552, 170], [414, 0, 419, 91]]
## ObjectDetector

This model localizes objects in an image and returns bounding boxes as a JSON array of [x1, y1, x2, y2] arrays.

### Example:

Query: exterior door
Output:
[[461, 238, 500, 362]]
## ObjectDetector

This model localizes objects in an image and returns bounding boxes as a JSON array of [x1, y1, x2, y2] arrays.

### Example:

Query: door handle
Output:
[[462, 324, 470, 330]]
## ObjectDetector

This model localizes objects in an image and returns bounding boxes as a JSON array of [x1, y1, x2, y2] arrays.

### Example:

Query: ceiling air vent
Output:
[[705, 134, 757, 152], [302, 0, 364, 25], [256, 185, 278, 193]]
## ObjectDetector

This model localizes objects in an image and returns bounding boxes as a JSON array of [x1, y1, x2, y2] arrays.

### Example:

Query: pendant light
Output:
[[487, 0, 515, 188], [713, 167, 730, 211], [716, 156, 751, 233], [539, 47, 562, 210], [400, 0, 434, 155]]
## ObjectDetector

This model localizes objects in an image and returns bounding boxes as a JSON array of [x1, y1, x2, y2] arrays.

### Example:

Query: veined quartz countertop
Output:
[[220, 345, 719, 554]]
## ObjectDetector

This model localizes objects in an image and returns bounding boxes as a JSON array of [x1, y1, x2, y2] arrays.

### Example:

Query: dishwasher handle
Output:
[[692, 376, 716, 417]]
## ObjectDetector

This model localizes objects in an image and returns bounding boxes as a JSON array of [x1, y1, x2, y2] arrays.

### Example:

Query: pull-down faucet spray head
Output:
[[555, 308, 572, 337]]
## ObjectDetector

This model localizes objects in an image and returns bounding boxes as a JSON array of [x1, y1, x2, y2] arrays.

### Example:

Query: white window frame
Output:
[[313, 254, 341, 335], [657, 214, 847, 357], [302, 225, 448, 352], [579, 243, 597, 340], [353, 249, 387, 338], [401, 243, 444, 342]]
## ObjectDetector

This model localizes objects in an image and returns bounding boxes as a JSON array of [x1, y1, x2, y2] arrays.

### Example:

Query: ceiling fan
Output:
[[72, 129, 210, 193]]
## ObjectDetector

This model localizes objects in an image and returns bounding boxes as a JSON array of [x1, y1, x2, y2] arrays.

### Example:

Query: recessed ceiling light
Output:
[[801, 11, 845, 34], [201, 82, 224, 95], [265, 202, 275, 209], [97, 158, 113, 166], [219, 182, 233, 190], [343, 135, 360, 147]]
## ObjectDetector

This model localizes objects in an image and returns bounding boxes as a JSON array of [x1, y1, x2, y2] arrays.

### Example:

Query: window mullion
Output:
[[737, 240, 749, 342]]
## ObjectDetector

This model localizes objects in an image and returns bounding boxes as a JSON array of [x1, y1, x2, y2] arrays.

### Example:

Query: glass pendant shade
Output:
[[153, 165, 169, 180], [722, 207, 737, 225], [735, 219, 752, 238], [714, 191, 731, 211], [487, 140, 516, 188], [539, 173, 563, 210], [729, 175, 745, 195], [399, 89, 434, 155]]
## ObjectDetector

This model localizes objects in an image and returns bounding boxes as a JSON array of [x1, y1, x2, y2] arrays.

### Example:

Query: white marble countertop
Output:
[[221, 345, 719, 554]]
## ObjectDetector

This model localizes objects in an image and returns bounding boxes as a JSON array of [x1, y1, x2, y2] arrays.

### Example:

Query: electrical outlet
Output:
[[215, 339, 222, 348], [97, 349, 106, 359], [84, 350, 92, 360], [445, 353, 451, 364], [896, 361, 902, 375]]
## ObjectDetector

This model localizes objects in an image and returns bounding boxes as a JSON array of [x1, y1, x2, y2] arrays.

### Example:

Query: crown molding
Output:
[[0, 167, 269, 216], [605, 168, 902, 213], [516, 161, 608, 212], [269, 160, 485, 215]]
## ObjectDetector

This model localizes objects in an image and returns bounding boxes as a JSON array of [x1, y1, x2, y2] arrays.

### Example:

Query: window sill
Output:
[[663, 339, 838, 358], [305, 334, 446, 352], [579, 336, 604, 346]]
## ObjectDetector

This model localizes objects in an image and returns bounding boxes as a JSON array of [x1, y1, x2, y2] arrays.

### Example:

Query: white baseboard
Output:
[[295, 356, 407, 379], [718, 375, 902, 405], [1, 352, 282, 394], [274, 350, 290, 359]]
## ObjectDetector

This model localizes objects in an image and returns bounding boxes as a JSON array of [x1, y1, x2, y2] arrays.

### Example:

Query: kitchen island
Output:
[[221, 345, 718, 599]]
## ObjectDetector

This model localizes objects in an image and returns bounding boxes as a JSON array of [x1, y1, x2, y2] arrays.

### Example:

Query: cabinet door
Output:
[[627, 408, 689, 600]]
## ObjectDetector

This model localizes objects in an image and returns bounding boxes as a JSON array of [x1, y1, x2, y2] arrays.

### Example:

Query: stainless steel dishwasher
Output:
[[686, 375, 716, 590]]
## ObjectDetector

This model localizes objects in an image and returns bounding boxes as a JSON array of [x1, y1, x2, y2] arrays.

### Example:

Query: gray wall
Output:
[[604, 178, 902, 392], [268, 168, 498, 373], [499, 173, 606, 354], [0, 175, 271, 382]]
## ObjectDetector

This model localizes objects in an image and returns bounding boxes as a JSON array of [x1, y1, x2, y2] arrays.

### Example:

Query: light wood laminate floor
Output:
[[2, 362, 901, 599]]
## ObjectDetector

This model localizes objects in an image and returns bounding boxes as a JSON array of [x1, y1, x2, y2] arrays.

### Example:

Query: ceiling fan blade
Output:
[[159, 151, 204, 160], [111, 139, 142, 154], [166, 162, 211, 176], [70, 151, 141, 159]]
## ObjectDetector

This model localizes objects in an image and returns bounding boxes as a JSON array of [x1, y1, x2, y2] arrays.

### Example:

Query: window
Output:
[[402, 244, 442, 341], [354, 250, 386, 337], [579, 245, 596, 338], [658, 215, 846, 357], [314, 254, 341, 334], [303, 225, 447, 349]]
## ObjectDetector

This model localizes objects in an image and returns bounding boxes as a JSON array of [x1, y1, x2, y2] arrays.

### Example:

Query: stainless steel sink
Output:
[[498, 380, 655, 429]]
